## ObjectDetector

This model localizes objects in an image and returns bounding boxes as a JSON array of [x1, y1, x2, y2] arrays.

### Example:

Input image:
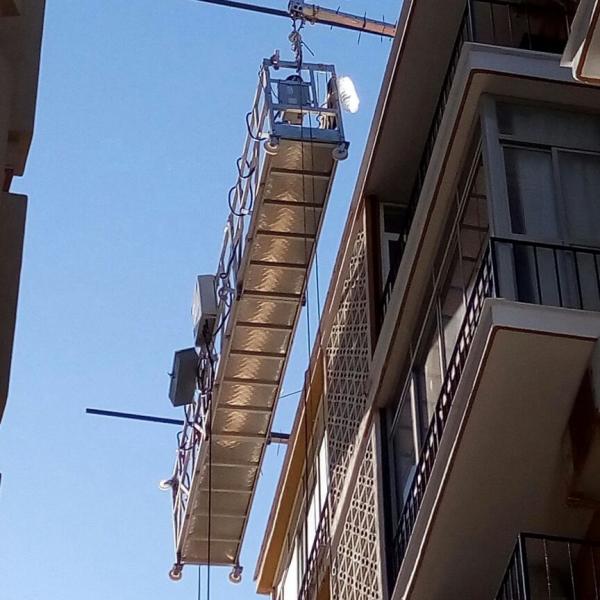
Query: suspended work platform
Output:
[[167, 59, 348, 578]]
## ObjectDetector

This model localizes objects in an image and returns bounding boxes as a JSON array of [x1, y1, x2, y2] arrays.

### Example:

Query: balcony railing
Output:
[[392, 243, 496, 571], [299, 497, 330, 600], [391, 237, 600, 579], [496, 533, 600, 600], [494, 237, 600, 312], [379, 0, 576, 321]]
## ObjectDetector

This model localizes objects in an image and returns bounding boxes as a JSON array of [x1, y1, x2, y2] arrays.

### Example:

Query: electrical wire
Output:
[[279, 389, 302, 400], [245, 111, 265, 142]]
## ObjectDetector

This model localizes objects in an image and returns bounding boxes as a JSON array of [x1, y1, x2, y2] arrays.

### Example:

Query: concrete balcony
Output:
[[390, 239, 600, 599], [562, 0, 600, 84], [496, 533, 600, 599]]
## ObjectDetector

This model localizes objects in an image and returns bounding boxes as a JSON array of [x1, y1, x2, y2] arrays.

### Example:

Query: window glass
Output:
[[283, 542, 299, 600], [381, 204, 407, 289], [461, 160, 489, 296], [440, 249, 465, 367], [419, 316, 443, 431], [391, 389, 417, 507], [497, 103, 600, 150], [471, 1, 570, 52], [317, 433, 328, 510], [306, 486, 318, 556], [558, 151, 600, 247], [504, 146, 558, 238]]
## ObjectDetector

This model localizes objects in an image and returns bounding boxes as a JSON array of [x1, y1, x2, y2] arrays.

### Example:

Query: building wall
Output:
[[0, 2, 45, 422]]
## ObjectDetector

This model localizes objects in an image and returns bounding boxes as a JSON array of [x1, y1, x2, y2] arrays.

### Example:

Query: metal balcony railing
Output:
[[496, 533, 600, 600], [391, 244, 496, 571], [379, 0, 576, 321], [298, 497, 330, 600], [494, 237, 600, 312], [390, 236, 600, 581]]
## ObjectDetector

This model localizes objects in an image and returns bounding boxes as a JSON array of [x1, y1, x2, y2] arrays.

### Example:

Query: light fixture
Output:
[[337, 75, 360, 114], [169, 563, 183, 581], [229, 564, 243, 584]]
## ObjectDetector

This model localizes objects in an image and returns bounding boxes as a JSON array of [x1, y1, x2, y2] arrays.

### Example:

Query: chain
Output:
[[289, 17, 304, 71]]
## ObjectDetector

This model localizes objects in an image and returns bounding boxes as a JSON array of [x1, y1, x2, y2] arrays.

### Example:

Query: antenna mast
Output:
[[190, 0, 397, 38]]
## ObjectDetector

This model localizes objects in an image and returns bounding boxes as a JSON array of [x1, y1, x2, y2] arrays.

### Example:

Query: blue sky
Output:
[[0, 1, 398, 597]]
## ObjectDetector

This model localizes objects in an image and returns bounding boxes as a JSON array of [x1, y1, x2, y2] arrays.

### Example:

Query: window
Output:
[[471, 0, 571, 53], [504, 146, 559, 238], [380, 204, 408, 290], [282, 541, 299, 600], [384, 144, 490, 580], [279, 432, 329, 599], [489, 101, 600, 309], [497, 103, 600, 247], [418, 313, 444, 432], [558, 151, 600, 247], [387, 381, 419, 529]]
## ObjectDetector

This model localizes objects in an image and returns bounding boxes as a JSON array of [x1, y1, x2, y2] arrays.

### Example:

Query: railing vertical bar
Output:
[[506, 3, 514, 46], [575, 252, 585, 310], [592, 546, 600, 599], [467, 0, 475, 39], [518, 534, 531, 600], [543, 538, 552, 600], [525, 5, 533, 50], [593, 255, 600, 309], [567, 542, 577, 599], [533, 245, 542, 305], [553, 248, 564, 307]]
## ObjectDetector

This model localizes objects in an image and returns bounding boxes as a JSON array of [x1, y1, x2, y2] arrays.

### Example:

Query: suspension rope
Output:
[[289, 17, 305, 72], [203, 330, 216, 600], [299, 91, 312, 587]]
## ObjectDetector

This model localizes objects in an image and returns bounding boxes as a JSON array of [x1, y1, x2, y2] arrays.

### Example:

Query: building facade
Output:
[[0, 0, 45, 423], [256, 1, 600, 598]]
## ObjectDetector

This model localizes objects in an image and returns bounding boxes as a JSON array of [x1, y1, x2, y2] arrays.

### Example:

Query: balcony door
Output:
[[499, 145, 600, 308], [486, 101, 600, 310]]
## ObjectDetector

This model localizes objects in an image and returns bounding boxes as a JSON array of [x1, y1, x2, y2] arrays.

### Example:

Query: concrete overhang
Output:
[[562, 0, 600, 84], [393, 299, 600, 600], [373, 43, 600, 410], [0, 192, 26, 422], [361, 0, 467, 205], [0, 0, 45, 176]]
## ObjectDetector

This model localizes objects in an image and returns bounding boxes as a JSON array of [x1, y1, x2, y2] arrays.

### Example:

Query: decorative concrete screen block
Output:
[[331, 438, 382, 600], [324, 228, 382, 600], [325, 229, 370, 512]]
